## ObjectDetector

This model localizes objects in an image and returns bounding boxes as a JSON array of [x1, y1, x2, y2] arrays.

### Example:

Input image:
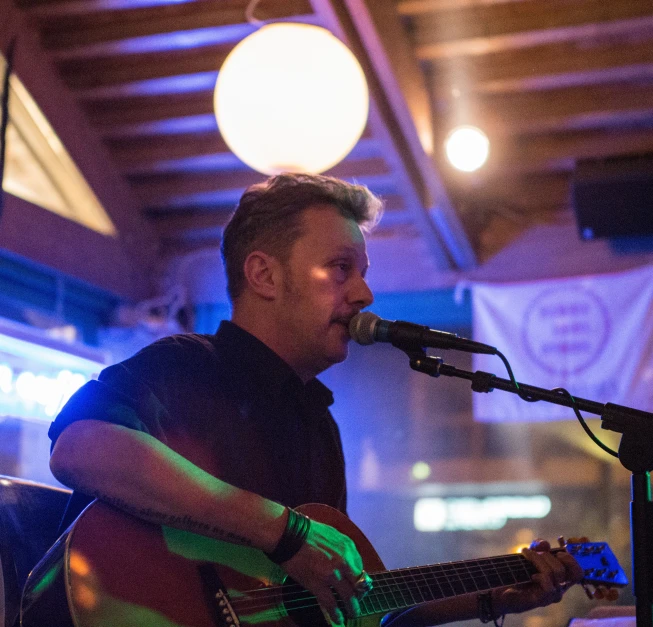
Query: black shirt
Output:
[[50, 321, 347, 527]]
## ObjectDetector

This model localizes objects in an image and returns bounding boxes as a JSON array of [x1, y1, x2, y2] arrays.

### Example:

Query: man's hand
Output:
[[279, 519, 365, 626], [495, 539, 584, 615]]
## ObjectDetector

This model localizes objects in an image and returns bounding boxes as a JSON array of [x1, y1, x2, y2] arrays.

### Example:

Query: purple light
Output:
[[79, 72, 218, 98], [56, 25, 254, 60], [107, 114, 217, 137], [161, 189, 246, 207], [128, 153, 245, 174], [33, 0, 193, 16]]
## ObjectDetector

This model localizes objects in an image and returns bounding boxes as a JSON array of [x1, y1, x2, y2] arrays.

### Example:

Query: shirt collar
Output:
[[213, 320, 334, 410]]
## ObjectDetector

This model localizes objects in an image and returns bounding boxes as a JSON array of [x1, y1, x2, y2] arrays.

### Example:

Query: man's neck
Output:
[[230, 308, 317, 384]]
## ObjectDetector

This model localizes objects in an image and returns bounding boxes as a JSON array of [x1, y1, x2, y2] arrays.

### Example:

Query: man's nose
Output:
[[350, 275, 373, 309]]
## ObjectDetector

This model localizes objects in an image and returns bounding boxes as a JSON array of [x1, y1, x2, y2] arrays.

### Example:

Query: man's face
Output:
[[274, 205, 373, 380]]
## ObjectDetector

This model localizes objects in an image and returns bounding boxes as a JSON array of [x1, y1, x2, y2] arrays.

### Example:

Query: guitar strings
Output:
[[230, 570, 527, 618], [231, 555, 533, 609], [233, 552, 530, 604], [228, 546, 604, 617], [233, 553, 531, 605], [229, 557, 535, 616]]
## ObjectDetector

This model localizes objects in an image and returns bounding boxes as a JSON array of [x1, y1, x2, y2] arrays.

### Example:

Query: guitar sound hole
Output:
[[282, 578, 330, 627]]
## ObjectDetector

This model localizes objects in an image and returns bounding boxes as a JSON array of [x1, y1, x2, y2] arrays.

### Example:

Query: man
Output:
[[49, 173, 581, 626]]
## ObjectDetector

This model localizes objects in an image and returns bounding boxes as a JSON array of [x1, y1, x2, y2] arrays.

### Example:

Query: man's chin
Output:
[[328, 344, 349, 365]]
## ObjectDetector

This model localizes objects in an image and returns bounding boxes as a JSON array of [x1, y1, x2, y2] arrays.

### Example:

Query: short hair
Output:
[[221, 173, 383, 301]]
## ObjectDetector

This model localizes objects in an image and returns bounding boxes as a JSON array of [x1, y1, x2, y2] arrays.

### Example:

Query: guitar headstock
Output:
[[565, 542, 628, 590]]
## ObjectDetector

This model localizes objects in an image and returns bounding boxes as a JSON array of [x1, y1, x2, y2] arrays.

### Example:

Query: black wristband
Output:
[[266, 508, 311, 564], [478, 592, 505, 627]]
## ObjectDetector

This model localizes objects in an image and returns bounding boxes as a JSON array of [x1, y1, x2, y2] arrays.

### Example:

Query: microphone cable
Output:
[[496, 350, 618, 458]]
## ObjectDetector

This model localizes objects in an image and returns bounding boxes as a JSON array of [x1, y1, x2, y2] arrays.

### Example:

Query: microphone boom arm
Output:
[[405, 349, 653, 627]]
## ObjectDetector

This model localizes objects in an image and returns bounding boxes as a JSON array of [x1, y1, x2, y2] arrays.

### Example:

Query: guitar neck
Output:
[[358, 553, 537, 616]]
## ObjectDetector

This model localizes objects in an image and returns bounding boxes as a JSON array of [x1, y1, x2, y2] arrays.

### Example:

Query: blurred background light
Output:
[[2, 365, 90, 421], [414, 495, 551, 532], [0, 318, 105, 422], [214, 23, 369, 174], [445, 125, 490, 172], [412, 461, 432, 481]]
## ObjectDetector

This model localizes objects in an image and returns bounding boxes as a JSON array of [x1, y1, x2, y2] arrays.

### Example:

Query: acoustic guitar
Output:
[[20, 501, 627, 627]]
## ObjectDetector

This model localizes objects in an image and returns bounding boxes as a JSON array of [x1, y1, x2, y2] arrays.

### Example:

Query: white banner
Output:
[[471, 265, 653, 422]]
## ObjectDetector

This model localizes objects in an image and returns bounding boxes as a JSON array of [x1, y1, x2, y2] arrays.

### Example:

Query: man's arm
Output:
[[51, 419, 364, 626]]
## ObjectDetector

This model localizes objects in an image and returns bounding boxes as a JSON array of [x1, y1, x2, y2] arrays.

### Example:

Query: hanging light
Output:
[[445, 125, 490, 172], [214, 22, 369, 175]]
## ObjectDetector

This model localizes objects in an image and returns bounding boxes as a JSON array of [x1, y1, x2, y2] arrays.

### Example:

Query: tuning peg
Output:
[[585, 586, 618, 601], [582, 583, 595, 600], [606, 588, 620, 602]]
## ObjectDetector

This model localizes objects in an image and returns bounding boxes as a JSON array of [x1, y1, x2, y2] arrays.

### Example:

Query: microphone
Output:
[[348, 311, 497, 355]]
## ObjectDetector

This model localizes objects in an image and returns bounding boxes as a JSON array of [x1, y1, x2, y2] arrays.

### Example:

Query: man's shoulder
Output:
[[113, 332, 226, 376], [146, 332, 221, 353]]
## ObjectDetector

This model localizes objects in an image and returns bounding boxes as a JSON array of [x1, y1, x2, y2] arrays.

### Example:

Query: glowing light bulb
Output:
[[445, 125, 490, 172]]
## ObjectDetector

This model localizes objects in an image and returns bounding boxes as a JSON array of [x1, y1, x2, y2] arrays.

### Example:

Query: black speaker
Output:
[[572, 156, 653, 240]]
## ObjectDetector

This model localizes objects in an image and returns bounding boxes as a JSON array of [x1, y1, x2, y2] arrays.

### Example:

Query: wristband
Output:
[[478, 592, 505, 627], [266, 508, 311, 564]]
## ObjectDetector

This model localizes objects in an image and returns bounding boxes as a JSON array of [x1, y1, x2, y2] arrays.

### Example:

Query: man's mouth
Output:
[[332, 315, 356, 334]]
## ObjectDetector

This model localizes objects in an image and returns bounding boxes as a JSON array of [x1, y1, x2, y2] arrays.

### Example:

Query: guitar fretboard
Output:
[[357, 554, 537, 615]]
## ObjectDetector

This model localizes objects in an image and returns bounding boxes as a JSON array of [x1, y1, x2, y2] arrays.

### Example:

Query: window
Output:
[[1, 54, 116, 236]]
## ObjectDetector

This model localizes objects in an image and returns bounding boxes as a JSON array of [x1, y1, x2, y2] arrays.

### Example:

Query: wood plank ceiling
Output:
[[10, 0, 653, 274]]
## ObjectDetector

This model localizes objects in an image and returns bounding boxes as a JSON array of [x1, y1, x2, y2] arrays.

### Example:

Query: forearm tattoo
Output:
[[83, 489, 252, 546]]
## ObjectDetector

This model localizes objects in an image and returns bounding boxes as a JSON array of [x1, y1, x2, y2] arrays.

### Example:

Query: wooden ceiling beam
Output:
[[453, 173, 571, 213], [158, 238, 223, 256], [348, 0, 477, 269], [139, 175, 398, 211], [131, 158, 392, 204], [84, 90, 214, 126], [499, 128, 653, 176], [434, 83, 653, 137], [17, 0, 203, 17], [397, 0, 528, 13], [350, 0, 435, 158], [59, 45, 232, 89], [35, 0, 314, 49], [106, 132, 230, 166], [138, 173, 398, 210], [380, 194, 406, 211], [151, 210, 232, 239], [310, 0, 475, 269], [416, 16, 653, 60], [411, 0, 653, 58], [159, 220, 429, 253], [429, 37, 653, 94], [106, 128, 377, 172], [150, 198, 412, 241], [489, 83, 653, 135]]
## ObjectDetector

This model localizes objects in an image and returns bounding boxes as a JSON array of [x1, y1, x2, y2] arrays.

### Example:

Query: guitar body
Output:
[[21, 502, 386, 627], [20, 501, 627, 627]]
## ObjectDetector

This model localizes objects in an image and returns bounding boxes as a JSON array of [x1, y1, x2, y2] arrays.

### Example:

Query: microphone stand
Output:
[[404, 348, 653, 627]]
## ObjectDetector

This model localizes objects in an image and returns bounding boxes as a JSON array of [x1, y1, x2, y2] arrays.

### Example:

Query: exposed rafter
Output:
[[309, 0, 476, 269], [7, 0, 653, 292]]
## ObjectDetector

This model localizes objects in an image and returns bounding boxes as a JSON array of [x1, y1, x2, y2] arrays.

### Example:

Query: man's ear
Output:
[[243, 251, 280, 300]]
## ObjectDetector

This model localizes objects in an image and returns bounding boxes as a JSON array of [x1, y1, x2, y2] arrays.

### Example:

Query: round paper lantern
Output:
[[214, 23, 369, 175]]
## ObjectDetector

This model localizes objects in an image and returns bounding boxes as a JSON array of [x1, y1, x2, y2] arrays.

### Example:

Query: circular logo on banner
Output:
[[522, 287, 610, 376]]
